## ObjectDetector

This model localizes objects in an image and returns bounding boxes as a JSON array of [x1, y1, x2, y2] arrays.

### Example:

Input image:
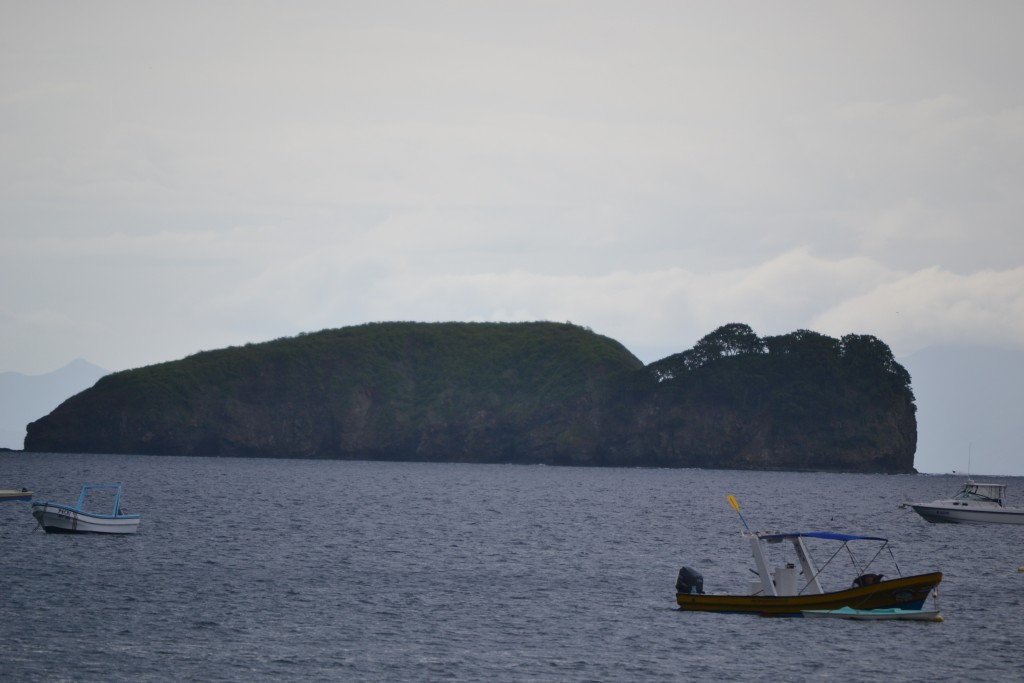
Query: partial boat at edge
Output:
[[902, 479, 1024, 525]]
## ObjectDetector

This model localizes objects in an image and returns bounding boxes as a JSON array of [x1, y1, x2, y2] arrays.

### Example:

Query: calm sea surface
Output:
[[2, 453, 1022, 682]]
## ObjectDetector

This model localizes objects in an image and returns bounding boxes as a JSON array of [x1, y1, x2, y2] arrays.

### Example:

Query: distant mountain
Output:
[[0, 359, 109, 450], [900, 346, 1024, 476]]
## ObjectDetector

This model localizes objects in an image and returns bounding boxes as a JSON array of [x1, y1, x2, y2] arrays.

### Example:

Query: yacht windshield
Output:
[[954, 488, 1002, 503]]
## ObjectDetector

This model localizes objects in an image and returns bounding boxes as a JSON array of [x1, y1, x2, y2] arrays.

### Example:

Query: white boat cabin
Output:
[[954, 480, 1007, 506]]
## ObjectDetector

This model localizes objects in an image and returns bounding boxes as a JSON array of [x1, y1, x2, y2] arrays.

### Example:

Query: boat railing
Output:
[[36, 501, 141, 519]]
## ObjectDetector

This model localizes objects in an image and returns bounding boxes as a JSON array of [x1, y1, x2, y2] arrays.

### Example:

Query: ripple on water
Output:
[[2, 455, 1023, 682]]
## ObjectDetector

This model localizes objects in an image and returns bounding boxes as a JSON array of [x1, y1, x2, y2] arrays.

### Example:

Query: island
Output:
[[24, 321, 917, 473]]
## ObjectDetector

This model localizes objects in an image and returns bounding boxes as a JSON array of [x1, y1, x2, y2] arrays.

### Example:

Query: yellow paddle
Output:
[[727, 494, 752, 531]]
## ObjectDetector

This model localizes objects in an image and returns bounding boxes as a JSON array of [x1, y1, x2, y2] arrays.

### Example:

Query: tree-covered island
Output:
[[24, 321, 917, 473]]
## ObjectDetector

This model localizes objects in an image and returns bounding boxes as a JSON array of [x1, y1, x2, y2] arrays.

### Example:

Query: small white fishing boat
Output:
[[902, 479, 1024, 525], [31, 484, 141, 534], [801, 606, 943, 621], [0, 488, 32, 502]]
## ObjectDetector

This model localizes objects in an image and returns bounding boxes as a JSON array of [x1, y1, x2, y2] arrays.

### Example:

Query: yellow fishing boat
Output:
[[675, 496, 943, 617]]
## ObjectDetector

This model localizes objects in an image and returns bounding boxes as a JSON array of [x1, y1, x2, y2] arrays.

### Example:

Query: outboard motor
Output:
[[852, 573, 884, 588], [676, 566, 704, 595]]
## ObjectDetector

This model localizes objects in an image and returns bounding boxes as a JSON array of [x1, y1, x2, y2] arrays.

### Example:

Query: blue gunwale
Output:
[[33, 501, 141, 520]]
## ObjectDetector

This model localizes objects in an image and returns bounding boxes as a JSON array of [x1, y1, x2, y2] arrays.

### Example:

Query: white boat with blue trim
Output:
[[902, 479, 1024, 525], [31, 484, 141, 534]]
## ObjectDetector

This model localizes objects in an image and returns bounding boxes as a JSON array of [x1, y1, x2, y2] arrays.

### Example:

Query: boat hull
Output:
[[801, 607, 942, 621], [676, 572, 942, 617], [31, 503, 141, 534], [0, 490, 32, 502], [910, 504, 1024, 525]]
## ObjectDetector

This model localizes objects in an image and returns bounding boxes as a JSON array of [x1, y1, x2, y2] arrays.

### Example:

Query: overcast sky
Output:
[[3, 3, 1023, 377]]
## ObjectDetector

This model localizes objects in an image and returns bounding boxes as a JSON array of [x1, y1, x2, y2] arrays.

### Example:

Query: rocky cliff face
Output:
[[24, 322, 918, 473], [621, 393, 916, 473]]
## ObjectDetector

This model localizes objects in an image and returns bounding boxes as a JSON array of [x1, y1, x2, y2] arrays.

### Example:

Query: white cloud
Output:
[[814, 266, 1024, 356]]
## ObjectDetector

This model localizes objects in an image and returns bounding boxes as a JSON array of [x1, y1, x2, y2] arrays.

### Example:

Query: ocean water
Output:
[[2, 453, 1023, 682]]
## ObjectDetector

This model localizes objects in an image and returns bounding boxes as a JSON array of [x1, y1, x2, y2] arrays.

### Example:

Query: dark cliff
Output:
[[24, 321, 918, 472]]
